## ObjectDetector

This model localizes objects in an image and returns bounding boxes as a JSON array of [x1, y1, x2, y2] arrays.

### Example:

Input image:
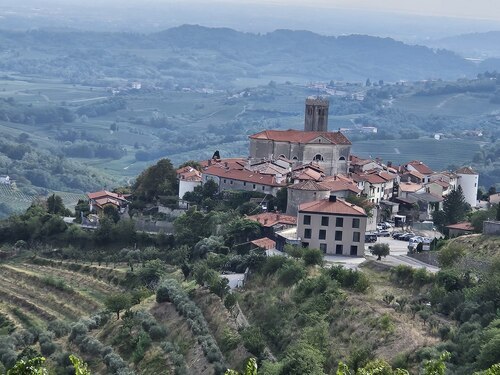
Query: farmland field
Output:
[[352, 137, 484, 171], [0, 184, 85, 216]]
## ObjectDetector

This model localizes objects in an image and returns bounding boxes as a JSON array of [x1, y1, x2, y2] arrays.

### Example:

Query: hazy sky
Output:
[[211, 0, 500, 21]]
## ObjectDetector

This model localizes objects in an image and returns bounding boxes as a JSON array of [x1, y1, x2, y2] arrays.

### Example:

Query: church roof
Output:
[[249, 130, 351, 145], [288, 180, 330, 191]]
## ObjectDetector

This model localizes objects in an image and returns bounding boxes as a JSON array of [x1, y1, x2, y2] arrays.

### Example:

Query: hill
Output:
[[0, 25, 479, 83], [428, 31, 500, 59]]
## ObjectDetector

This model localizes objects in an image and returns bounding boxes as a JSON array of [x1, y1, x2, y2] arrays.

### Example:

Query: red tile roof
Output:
[[399, 182, 423, 193], [319, 178, 361, 194], [203, 165, 286, 187], [288, 180, 330, 191], [177, 167, 202, 182], [87, 190, 128, 202], [293, 168, 323, 181], [455, 166, 477, 175], [249, 130, 351, 145], [446, 222, 474, 231], [299, 197, 366, 216], [251, 237, 276, 250], [246, 212, 297, 227], [199, 158, 246, 169], [406, 160, 433, 175]]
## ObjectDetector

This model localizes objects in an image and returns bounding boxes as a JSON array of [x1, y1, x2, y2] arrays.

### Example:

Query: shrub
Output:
[[156, 286, 170, 303], [68, 322, 88, 343], [278, 260, 306, 286], [148, 325, 168, 341], [302, 248, 324, 267], [220, 328, 240, 352], [40, 342, 57, 357], [241, 326, 265, 356]]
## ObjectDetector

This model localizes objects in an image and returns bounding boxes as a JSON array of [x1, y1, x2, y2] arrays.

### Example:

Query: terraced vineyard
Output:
[[0, 260, 124, 331], [0, 184, 86, 216]]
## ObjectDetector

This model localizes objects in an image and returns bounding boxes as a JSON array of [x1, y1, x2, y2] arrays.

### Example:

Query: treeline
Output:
[[62, 141, 126, 159], [0, 98, 75, 125], [415, 78, 497, 96]]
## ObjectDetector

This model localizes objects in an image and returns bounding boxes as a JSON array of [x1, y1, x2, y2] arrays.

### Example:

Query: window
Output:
[[302, 242, 309, 248], [253, 184, 256, 189], [279, 154, 286, 159], [262, 186, 265, 191], [352, 218, 360, 228], [350, 246, 358, 256], [313, 154, 324, 162], [353, 232, 360, 242], [336, 217, 344, 227], [335, 231, 342, 241], [321, 216, 329, 226], [377, 187, 380, 192], [243, 182, 246, 186], [320, 243, 327, 253], [303, 215, 311, 225], [319, 230, 326, 240], [304, 228, 311, 239], [336, 244, 343, 255], [223, 179, 227, 183], [339, 156, 346, 161], [292, 156, 298, 160], [230, 180, 233, 185]]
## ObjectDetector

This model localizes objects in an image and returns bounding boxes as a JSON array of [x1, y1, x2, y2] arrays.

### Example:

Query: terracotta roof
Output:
[[288, 180, 330, 191], [430, 180, 450, 188], [249, 130, 351, 145], [92, 197, 122, 208], [350, 155, 372, 166], [377, 171, 397, 181], [455, 166, 477, 175], [299, 197, 366, 216], [199, 158, 246, 169], [177, 167, 202, 182], [293, 168, 323, 181], [319, 178, 361, 194], [364, 174, 386, 184], [399, 182, 423, 193], [203, 165, 286, 187], [405, 169, 425, 180], [406, 160, 433, 175], [247, 212, 297, 227], [87, 190, 128, 202], [446, 222, 474, 231], [251, 237, 276, 250]]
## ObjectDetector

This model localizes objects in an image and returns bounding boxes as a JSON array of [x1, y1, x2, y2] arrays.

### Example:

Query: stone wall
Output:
[[483, 221, 500, 236]]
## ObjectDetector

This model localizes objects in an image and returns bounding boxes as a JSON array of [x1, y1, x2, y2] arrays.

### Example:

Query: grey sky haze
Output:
[[217, 0, 500, 21]]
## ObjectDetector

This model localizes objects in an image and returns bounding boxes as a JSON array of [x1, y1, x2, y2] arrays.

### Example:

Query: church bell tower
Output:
[[304, 97, 329, 132]]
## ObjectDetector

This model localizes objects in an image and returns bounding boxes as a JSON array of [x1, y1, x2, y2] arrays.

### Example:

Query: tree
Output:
[[104, 293, 131, 319], [225, 358, 257, 375], [46, 194, 70, 215], [443, 186, 471, 225], [133, 158, 177, 202], [281, 341, 326, 375], [346, 195, 373, 217], [371, 243, 390, 260], [103, 205, 120, 223]]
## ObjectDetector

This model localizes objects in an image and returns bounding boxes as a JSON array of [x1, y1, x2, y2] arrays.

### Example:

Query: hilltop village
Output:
[[169, 97, 481, 256]]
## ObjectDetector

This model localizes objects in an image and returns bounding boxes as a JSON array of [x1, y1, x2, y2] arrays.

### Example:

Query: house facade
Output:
[[297, 195, 367, 256]]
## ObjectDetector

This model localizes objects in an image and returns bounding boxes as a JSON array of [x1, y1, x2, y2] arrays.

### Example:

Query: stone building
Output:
[[248, 97, 351, 176], [297, 195, 367, 256]]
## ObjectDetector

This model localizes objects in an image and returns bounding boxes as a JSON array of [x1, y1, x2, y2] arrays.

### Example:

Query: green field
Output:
[[352, 138, 484, 170]]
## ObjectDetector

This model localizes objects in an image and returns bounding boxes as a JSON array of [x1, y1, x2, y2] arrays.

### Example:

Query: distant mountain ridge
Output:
[[0, 24, 491, 81], [427, 31, 500, 58]]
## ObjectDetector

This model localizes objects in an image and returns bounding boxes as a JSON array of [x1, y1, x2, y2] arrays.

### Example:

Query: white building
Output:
[[456, 166, 479, 208]]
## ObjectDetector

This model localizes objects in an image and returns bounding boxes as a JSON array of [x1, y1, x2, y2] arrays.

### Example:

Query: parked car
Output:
[[365, 233, 378, 243], [392, 232, 404, 239], [376, 230, 391, 237], [399, 233, 415, 241], [376, 224, 384, 231]]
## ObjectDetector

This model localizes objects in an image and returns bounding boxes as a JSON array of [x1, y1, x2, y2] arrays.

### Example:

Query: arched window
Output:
[[313, 154, 324, 162], [292, 156, 298, 160], [339, 156, 346, 161], [278, 154, 286, 159]]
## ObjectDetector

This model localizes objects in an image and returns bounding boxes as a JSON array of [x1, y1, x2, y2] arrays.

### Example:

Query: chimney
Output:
[[329, 195, 337, 202], [208, 160, 212, 166], [224, 162, 228, 167]]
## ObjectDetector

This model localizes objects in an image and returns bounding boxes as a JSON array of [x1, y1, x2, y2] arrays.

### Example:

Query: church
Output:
[[248, 97, 351, 176]]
